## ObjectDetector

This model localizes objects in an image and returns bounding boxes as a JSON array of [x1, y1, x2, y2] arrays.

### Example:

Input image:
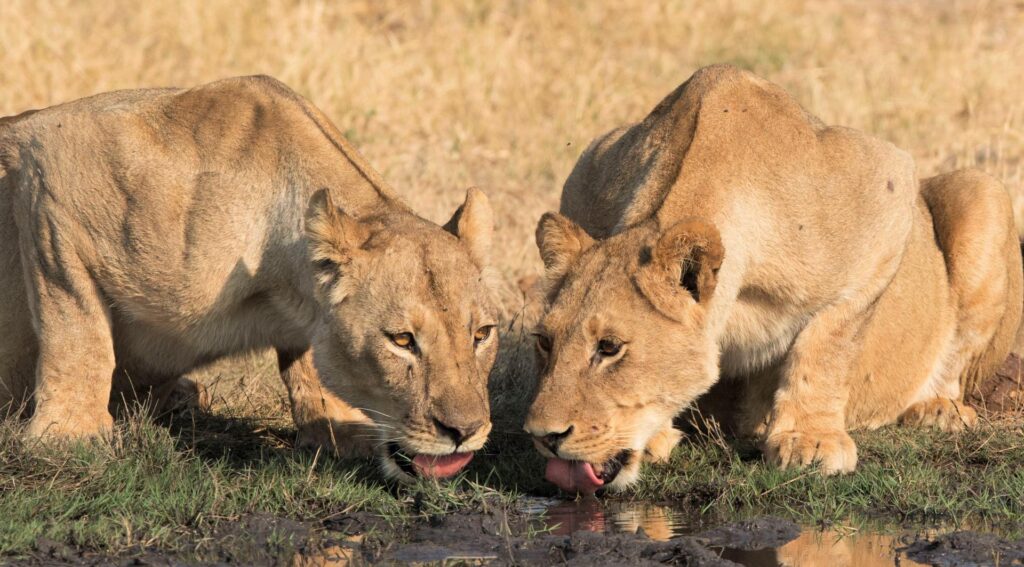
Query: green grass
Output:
[[2, 378, 1024, 560], [630, 419, 1024, 534]]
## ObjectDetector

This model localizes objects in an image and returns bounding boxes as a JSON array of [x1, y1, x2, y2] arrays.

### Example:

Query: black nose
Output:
[[433, 417, 482, 446], [540, 425, 574, 454]]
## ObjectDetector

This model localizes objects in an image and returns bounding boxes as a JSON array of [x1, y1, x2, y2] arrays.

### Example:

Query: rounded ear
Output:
[[305, 189, 370, 302], [635, 218, 724, 319], [443, 187, 493, 268], [535, 212, 595, 284]]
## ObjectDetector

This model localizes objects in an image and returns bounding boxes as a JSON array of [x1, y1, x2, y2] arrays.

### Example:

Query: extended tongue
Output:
[[412, 452, 474, 478], [545, 458, 604, 495]]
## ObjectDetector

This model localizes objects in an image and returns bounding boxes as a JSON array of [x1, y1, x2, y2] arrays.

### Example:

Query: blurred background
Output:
[[2, 0, 1022, 409]]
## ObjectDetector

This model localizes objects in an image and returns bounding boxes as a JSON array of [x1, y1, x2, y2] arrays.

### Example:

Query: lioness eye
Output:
[[534, 333, 552, 354], [389, 332, 417, 351], [474, 325, 494, 346], [597, 337, 622, 357]]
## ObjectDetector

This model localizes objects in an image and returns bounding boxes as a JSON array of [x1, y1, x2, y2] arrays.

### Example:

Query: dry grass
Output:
[[2, 0, 1023, 408]]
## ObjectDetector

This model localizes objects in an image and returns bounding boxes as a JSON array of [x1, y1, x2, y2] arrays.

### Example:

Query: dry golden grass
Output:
[[2, 0, 1023, 411]]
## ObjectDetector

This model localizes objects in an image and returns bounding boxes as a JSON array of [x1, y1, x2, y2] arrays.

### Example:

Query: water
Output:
[[523, 497, 932, 567], [293, 499, 939, 565]]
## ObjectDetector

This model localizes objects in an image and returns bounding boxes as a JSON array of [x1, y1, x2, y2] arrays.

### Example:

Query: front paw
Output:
[[644, 425, 682, 464], [295, 418, 376, 458], [764, 428, 857, 474]]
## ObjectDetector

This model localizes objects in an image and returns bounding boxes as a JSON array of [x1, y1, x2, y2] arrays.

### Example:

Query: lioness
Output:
[[525, 65, 1022, 493], [0, 76, 499, 481]]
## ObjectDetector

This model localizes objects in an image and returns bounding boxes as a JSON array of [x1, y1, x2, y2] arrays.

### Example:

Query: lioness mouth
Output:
[[545, 449, 633, 495], [387, 443, 474, 479]]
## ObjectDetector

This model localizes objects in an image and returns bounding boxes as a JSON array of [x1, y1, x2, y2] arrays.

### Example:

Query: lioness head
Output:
[[305, 188, 498, 482], [524, 213, 724, 493]]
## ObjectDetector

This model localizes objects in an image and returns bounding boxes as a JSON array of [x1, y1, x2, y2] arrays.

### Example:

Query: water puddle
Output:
[[523, 497, 932, 566]]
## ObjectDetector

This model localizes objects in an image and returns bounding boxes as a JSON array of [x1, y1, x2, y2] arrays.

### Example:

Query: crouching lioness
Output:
[[0, 76, 499, 481], [525, 65, 1022, 493]]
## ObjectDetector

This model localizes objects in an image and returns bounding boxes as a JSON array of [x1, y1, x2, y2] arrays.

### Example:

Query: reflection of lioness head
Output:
[[306, 188, 499, 481], [525, 215, 722, 493]]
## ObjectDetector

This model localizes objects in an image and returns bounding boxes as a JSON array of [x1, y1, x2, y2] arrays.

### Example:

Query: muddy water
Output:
[[526, 497, 930, 566]]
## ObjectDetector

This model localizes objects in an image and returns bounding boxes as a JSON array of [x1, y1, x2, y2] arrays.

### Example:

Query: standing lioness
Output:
[[0, 76, 499, 481], [525, 65, 1022, 493]]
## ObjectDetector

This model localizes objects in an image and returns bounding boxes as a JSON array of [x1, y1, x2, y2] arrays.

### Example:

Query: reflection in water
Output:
[[728, 531, 929, 567], [291, 535, 362, 566], [530, 498, 685, 542], [527, 498, 930, 567]]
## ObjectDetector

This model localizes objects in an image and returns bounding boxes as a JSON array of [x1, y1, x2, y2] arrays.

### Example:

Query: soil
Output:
[[16, 501, 1024, 566], [968, 352, 1024, 413], [901, 531, 1024, 566]]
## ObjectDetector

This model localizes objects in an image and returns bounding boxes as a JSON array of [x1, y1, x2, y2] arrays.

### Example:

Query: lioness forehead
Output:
[[370, 227, 492, 313], [543, 226, 665, 330]]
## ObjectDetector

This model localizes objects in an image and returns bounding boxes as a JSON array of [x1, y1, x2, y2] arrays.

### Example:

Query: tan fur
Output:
[[525, 65, 1022, 489], [0, 76, 499, 481]]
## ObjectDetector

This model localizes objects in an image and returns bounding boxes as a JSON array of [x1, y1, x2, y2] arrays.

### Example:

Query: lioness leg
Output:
[[921, 170, 1023, 401], [0, 198, 37, 416], [109, 368, 211, 418], [899, 398, 977, 431], [763, 304, 866, 474], [278, 349, 374, 457], [643, 418, 682, 464], [23, 262, 116, 440]]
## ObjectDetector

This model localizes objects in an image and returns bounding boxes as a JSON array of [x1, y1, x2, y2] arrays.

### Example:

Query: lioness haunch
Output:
[[526, 64, 1022, 494], [0, 75, 499, 481]]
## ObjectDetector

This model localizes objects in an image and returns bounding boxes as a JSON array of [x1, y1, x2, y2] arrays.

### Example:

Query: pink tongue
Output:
[[545, 458, 604, 495], [412, 452, 474, 478]]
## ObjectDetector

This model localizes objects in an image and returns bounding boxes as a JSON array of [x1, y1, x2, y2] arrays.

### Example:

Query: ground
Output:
[[2, 0, 1024, 565]]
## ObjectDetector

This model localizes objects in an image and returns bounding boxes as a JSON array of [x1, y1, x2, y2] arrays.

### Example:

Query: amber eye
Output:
[[389, 332, 417, 351], [474, 325, 494, 346], [534, 333, 552, 354], [597, 337, 622, 357]]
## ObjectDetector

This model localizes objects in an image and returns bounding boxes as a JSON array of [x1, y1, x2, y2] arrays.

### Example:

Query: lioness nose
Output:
[[536, 425, 574, 454], [432, 417, 483, 446]]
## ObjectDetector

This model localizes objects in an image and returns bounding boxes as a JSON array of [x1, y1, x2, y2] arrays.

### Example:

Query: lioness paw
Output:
[[764, 429, 857, 474], [25, 411, 114, 442], [295, 418, 376, 458], [899, 398, 977, 431], [644, 425, 683, 463]]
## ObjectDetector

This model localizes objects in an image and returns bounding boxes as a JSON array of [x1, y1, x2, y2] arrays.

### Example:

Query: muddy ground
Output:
[[17, 501, 1024, 566]]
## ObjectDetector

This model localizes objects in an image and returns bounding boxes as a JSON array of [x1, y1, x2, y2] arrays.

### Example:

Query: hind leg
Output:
[[922, 170, 1024, 406], [0, 199, 38, 416], [109, 367, 211, 418], [900, 398, 977, 431]]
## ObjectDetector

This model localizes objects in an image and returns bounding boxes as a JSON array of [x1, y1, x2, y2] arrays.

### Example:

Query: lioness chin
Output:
[[524, 64, 1022, 494], [0, 75, 499, 482]]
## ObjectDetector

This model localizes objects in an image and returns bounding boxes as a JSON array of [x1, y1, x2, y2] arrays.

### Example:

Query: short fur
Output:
[[0, 76, 500, 480], [525, 65, 1022, 489]]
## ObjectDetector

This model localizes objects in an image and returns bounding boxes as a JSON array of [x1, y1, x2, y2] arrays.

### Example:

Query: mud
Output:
[[968, 352, 1024, 413], [901, 531, 1024, 566], [14, 498, 1024, 566]]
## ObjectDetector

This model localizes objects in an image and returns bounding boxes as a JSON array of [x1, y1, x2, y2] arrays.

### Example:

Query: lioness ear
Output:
[[443, 187, 493, 268], [305, 189, 370, 302], [535, 212, 595, 284], [636, 219, 724, 317]]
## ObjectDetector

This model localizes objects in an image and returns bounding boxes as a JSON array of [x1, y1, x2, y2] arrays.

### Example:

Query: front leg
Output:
[[278, 349, 375, 457], [643, 418, 682, 464], [763, 304, 865, 474]]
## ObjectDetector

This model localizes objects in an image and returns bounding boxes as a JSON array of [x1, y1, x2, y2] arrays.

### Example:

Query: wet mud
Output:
[[18, 497, 1024, 566]]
